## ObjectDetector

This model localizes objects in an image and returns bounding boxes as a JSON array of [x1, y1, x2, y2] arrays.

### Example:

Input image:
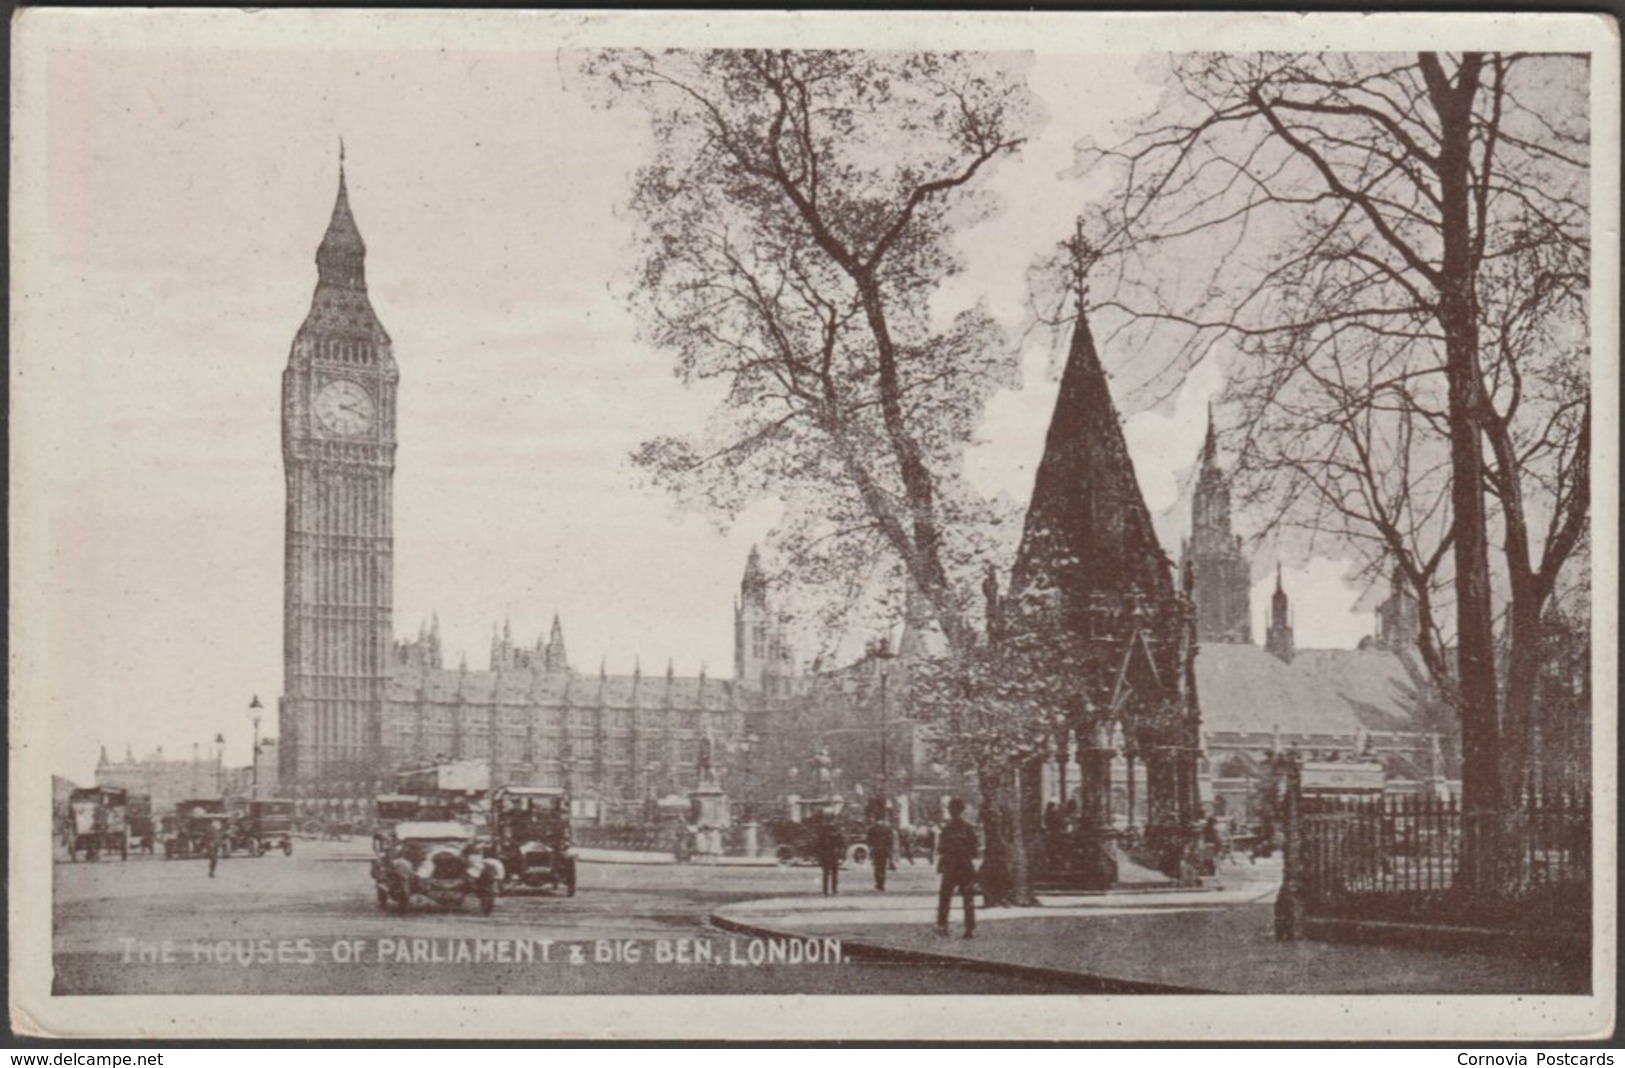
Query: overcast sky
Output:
[[17, 21, 1403, 784]]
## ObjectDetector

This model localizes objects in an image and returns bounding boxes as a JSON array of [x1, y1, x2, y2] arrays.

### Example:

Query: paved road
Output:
[[53, 842, 1053, 994]]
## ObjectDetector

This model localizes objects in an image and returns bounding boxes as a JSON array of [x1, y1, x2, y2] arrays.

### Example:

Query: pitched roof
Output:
[[1196, 644, 1429, 737]]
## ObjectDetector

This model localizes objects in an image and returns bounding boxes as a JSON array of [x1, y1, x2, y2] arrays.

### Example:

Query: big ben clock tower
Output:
[[280, 153, 398, 791]]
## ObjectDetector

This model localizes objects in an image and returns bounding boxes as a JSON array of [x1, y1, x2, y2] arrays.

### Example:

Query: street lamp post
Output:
[[739, 731, 759, 823], [879, 669, 889, 814], [873, 642, 896, 817], [214, 733, 226, 795], [249, 695, 264, 800]]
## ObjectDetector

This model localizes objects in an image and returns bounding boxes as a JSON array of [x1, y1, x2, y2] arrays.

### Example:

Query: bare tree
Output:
[[1081, 52, 1590, 839], [584, 49, 1047, 898]]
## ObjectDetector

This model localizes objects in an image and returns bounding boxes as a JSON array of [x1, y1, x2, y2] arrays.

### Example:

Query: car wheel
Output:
[[851, 845, 869, 867]]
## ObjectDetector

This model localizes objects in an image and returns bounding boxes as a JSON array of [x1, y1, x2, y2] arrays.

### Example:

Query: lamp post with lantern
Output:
[[249, 695, 263, 800], [738, 730, 762, 857], [214, 733, 226, 796], [873, 639, 897, 817]]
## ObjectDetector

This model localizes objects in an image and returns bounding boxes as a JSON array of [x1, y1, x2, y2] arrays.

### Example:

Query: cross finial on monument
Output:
[[1062, 217, 1096, 310]]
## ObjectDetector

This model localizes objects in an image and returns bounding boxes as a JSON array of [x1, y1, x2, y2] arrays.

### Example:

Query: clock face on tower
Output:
[[314, 379, 376, 436]]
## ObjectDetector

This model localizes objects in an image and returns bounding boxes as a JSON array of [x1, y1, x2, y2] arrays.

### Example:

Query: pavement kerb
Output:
[[574, 848, 780, 867], [705, 909, 1211, 994]]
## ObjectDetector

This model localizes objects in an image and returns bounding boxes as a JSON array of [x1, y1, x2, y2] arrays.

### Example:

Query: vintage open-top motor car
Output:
[[370, 821, 503, 914], [489, 786, 576, 896]]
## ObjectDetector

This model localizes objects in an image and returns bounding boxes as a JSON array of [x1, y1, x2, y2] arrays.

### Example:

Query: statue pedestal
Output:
[[688, 785, 731, 829]]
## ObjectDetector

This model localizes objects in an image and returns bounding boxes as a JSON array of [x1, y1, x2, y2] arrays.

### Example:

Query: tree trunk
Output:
[[1499, 593, 1545, 804], [977, 772, 1011, 906], [976, 764, 1039, 907], [1422, 51, 1502, 892]]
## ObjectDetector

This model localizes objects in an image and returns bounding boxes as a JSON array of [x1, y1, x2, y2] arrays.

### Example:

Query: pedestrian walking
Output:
[[813, 813, 845, 896], [207, 820, 224, 878], [935, 798, 978, 938], [865, 816, 895, 891]]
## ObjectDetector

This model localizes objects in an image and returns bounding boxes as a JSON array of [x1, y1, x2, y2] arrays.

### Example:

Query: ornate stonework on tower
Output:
[[1374, 566, 1421, 651], [732, 545, 795, 696], [1182, 408, 1253, 645], [280, 153, 399, 789], [733, 545, 769, 692]]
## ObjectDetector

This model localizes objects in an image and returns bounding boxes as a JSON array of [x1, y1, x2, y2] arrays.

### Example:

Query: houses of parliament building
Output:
[[278, 161, 791, 805]]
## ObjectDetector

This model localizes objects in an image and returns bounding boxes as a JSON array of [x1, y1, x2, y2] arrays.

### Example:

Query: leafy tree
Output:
[[1080, 52, 1590, 844], [585, 49, 1048, 898]]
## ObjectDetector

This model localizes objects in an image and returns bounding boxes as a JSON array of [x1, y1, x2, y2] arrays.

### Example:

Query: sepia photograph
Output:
[[8, 9, 1616, 1042]]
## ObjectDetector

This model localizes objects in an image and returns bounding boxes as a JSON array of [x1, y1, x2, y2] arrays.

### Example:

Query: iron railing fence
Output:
[[1296, 792, 1591, 932]]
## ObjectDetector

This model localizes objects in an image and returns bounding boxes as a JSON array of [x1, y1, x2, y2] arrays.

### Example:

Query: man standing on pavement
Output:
[[206, 818, 225, 878], [813, 812, 845, 896], [935, 798, 978, 939], [865, 812, 895, 891]]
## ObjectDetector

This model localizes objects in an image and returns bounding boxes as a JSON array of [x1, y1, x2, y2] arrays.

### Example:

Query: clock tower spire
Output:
[[280, 153, 399, 792]]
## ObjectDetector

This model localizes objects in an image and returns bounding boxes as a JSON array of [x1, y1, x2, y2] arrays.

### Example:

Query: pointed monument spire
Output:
[[1010, 299, 1170, 612]]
